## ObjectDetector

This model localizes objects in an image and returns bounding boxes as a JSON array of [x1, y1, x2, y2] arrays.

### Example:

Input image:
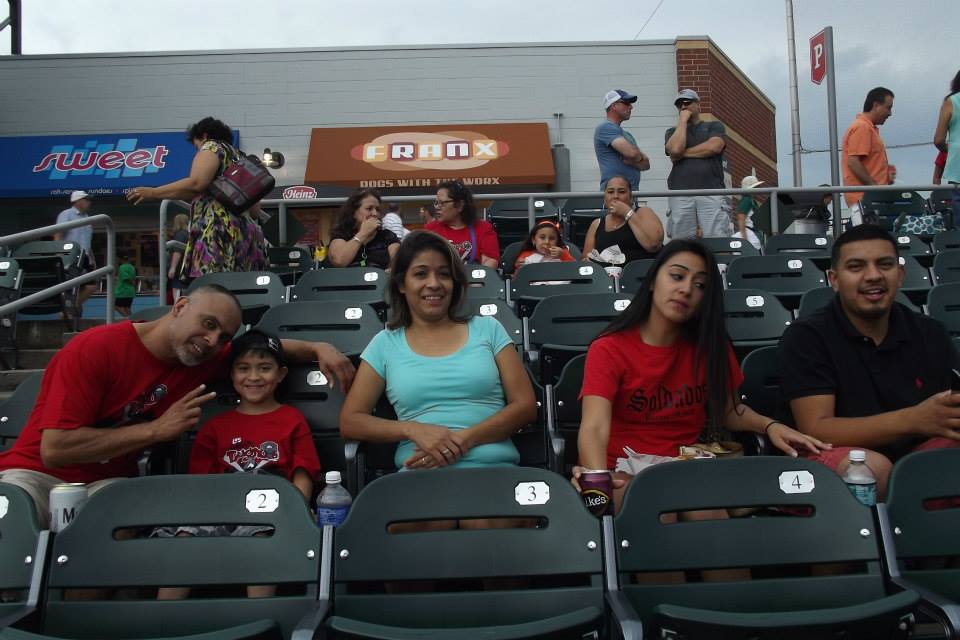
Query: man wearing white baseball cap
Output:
[[664, 88, 732, 240], [594, 89, 650, 190], [54, 190, 97, 313]]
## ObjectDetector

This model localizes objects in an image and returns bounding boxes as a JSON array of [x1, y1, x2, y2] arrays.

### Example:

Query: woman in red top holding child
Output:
[[574, 239, 828, 511]]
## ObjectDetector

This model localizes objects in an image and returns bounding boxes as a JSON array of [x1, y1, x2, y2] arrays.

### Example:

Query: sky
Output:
[[8, 0, 955, 189]]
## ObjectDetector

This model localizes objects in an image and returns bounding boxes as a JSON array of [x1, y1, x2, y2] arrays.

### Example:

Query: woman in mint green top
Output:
[[934, 70, 960, 226], [341, 230, 537, 471]]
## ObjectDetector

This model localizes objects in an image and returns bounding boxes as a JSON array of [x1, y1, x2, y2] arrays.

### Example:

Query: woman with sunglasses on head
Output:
[[574, 239, 829, 512], [514, 219, 575, 271], [582, 175, 663, 265], [426, 180, 500, 268]]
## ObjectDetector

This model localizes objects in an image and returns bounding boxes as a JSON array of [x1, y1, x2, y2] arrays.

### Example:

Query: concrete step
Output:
[[16, 319, 103, 349], [14, 349, 57, 370], [0, 368, 43, 391]]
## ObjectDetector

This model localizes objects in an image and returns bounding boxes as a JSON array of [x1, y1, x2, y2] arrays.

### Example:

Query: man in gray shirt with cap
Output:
[[594, 89, 650, 190], [664, 89, 731, 239]]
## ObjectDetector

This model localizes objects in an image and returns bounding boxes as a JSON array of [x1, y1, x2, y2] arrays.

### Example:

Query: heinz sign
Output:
[[0, 130, 238, 198]]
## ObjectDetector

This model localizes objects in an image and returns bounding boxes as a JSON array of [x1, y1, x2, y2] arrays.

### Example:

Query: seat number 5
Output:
[[514, 481, 550, 505]]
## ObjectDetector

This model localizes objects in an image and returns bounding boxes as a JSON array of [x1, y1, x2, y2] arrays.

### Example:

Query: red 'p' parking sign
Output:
[[810, 30, 827, 85]]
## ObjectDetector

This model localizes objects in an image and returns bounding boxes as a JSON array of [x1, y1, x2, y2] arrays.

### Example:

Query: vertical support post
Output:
[[771, 191, 780, 235], [785, 0, 803, 187], [105, 219, 115, 324], [824, 27, 842, 238], [279, 202, 288, 246], [158, 200, 169, 305]]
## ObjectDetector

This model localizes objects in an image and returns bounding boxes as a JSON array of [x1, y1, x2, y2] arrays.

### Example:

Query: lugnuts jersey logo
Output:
[[224, 440, 280, 473]]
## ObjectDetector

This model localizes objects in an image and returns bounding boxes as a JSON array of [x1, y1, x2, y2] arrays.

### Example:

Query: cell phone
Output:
[[952, 369, 960, 393]]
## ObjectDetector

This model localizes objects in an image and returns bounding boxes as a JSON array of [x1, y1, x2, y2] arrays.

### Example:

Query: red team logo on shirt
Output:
[[223, 440, 280, 472]]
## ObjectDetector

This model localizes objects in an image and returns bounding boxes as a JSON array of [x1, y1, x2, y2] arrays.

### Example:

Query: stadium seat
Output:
[[462, 297, 523, 347], [927, 283, 960, 337], [738, 345, 781, 422], [527, 292, 630, 383], [267, 246, 311, 286], [724, 289, 793, 358], [893, 234, 934, 267], [129, 305, 171, 322], [186, 271, 285, 326], [764, 233, 833, 270], [898, 255, 933, 305], [725, 255, 826, 310], [464, 265, 507, 300], [0, 482, 49, 631], [879, 450, 960, 639], [513, 375, 549, 470], [0, 373, 42, 453], [256, 301, 383, 358], [797, 287, 919, 320], [861, 190, 927, 232], [13, 241, 83, 327], [616, 259, 656, 295], [606, 456, 919, 640], [562, 197, 604, 248], [928, 188, 956, 218], [699, 237, 761, 265], [498, 241, 524, 278], [933, 230, 960, 254], [16, 474, 323, 640], [510, 262, 614, 317], [487, 199, 558, 248], [544, 353, 585, 473], [289, 267, 388, 318], [0, 258, 21, 369], [933, 250, 960, 284], [323, 467, 605, 639]]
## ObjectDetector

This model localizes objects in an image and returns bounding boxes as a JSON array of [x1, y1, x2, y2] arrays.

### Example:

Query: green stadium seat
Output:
[[725, 256, 826, 310], [461, 297, 523, 347], [738, 345, 781, 422], [933, 230, 960, 254], [289, 267, 388, 318], [607, 456, 919, 640], [266, 246, 311, 286], [0, 258, 21, 369], [544, 353, 585, 474], [933, 250, 960, 284], [879, 449, 960, 638], [861, 190, 927, 232], [562, 197, 604, 249], [724, 289, 793, 358], [13, 241, 83, 326], [487, 199, 558, 248], [464, 265, 507, 300], [764, 233, 833, 270], [897, 255, 932, 305], [255, 301, 383, 358], [0, 483, 49, 631], [893, 234, 934, 267], [510, 262, 614, 317], [616, 259, 656, 295], [0, 373, 42, 453], [927, 283, 960, 337], [498, 242, 524, 278], [700, 237, 761, 265], [187, 271, 286, 326], [324, 467, 605, 639]]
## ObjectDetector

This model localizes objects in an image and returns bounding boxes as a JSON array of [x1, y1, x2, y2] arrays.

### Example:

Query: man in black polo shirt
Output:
[[779, 224, 960, 498]]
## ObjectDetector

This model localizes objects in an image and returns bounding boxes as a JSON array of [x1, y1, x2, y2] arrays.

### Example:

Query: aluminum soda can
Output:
[[579, 469, 614, 517], [49, 482, 88, 532]]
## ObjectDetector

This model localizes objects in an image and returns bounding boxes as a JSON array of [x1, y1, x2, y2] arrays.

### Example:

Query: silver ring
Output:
[[421, 457, 429, 464], [441, 448, 451, 455]]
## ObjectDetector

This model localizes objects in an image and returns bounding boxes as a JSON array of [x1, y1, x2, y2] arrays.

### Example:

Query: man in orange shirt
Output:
[[842, 87, 894, 224]]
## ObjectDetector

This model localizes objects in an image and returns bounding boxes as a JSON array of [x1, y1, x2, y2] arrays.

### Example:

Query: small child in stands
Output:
[[157, 329, 320, 600], [514, 220, 576, 270]]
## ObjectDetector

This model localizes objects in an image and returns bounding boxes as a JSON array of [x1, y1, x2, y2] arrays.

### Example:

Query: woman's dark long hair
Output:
[[332, 188, 382, 240], [386, 230, 470, 329], [519, 220, 568, 254], [949, 70, 960, 98], [599, 239, 732, 439], [436, 180, 478, 225]]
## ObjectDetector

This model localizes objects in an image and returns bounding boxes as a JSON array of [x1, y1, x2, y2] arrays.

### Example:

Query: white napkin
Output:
[[587, 245, 626, 265]]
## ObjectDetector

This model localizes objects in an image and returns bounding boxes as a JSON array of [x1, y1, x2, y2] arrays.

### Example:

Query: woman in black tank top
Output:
[[583, 176, 664, 264]]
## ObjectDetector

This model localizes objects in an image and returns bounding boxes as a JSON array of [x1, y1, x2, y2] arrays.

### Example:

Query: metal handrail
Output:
[[0, 213, 116, 324], [157, 183, 947, 298]]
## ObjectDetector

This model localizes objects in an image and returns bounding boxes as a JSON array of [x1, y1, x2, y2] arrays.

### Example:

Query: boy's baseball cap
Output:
[[603, 89, 638, 110], [230, 329, 286, 367]]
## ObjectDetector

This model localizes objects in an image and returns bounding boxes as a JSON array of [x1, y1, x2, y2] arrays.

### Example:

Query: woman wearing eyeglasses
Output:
[[582, 175, 663, 265], [426, 180, 500, 268]]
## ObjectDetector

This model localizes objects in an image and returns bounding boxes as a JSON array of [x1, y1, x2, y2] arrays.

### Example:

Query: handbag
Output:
[[207, 144, 275, 215], [894, 212, 945, 237]]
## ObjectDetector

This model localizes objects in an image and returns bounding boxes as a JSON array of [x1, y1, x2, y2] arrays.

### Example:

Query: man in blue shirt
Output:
[[54, 190, 97, 314], [594, 89, 650, 190]]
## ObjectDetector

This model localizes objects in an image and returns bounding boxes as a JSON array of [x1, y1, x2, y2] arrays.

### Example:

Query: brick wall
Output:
[[676, 41, 778, 188]]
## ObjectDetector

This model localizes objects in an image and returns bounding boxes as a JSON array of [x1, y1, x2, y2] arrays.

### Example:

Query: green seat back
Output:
[[726, 256, 826, 309], [463, 297, 523, 346], [282, 364, 349, 474], [933, 230, 960, 254], [615, 457, 900, 623], [564, 198, 605, 249], [330, 467, 603, 632], [764, 233, 832, 270], [290, 267, 387, 308], [617, 259, 656, 294], [13, 242, 80, 316], [511, 262, 614, 315], [0, 258, 21, 291], [41, 474, 320, 639], [0, 482, 41, 598], [933, 249, 960, 284], [0, 373, 43, 451], [927, 283, 960, 337], [893, 233, 934, 264], [256, 301, 382, 357], [267, 246, 311, 271], [551, 353, 586, 470], [886, 449, 960, 601], [897, 255, 932, 304], [861, 190, 927, 231], [464, 265, 507, 300], [700, 237, 761, 265], [738, 346, 781, 419], [929, 189, 956, 214], [13, 241, 82, 270], [499, 241, 524, 277], [187, 271, 286, 325], [724, 289, 793, 350], [797, 287, 919, 320]]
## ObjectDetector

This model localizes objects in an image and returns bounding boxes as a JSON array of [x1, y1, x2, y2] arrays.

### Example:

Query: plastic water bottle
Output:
[[316, 471, 352, 527], [842, 450, 877, 507]]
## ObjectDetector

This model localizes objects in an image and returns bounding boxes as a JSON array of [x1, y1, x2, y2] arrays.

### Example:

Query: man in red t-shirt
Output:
[[0, 285, 354, 526]]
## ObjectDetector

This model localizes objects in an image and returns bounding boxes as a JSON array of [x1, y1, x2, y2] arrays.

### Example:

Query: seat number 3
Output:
[[514, 481, 550, 505]]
